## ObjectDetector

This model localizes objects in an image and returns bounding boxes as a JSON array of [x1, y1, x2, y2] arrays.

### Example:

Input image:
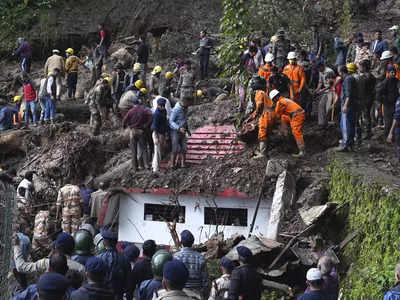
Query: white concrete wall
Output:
[[118, 193, 271, 245]]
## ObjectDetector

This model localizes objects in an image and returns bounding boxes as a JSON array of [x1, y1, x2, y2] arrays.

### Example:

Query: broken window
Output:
[[144, 203, 185, 223], [204, 207, 248, 226]]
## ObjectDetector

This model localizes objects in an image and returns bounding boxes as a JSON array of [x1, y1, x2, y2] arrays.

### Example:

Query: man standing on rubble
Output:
[[56, 183, 83, 235], [199, 30, 212, 80], [65, 48, 86, 100], [249, 76, 275, 159], [335, 64, 358, 152], [283, 52, 306, 103], [13, 37, 32, 74], [44, 50, 65, 101], [228, 246, 261, 300], [169, 97, 190, 169], [137, 36, 149, 85], [152, 97, 169, 173], [174, 230, 208, 299], [176, 60, 195, 103], [149, 66, 163, 97], [122, 98, 153, 171], [86, 78, 112, 135]]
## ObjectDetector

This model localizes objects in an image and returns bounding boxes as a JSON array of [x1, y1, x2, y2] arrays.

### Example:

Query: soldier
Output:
[[159, 71, 175, 99], [72, 228, 94, 266], [96, 228, 130, 300], [31, 210, 51, 256], [137, 249, 173, 300], [86, 78, 112, 135], [176, 61, 195, 103], [272, 29, 291, 70], [56, 183, 83, 235]]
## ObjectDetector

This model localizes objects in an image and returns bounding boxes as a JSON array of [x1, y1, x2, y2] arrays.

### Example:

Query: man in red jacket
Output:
[[22, 73, 38, 126], [122, 99, 153, 171]]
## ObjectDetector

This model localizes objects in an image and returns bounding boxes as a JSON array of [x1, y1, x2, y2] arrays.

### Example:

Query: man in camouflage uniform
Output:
[[86, 78, 112, 135], [272, 29, 291, 70], [32, 210, 51, 257], [56, 184, 82, 235], [176, 60, 195, 103]]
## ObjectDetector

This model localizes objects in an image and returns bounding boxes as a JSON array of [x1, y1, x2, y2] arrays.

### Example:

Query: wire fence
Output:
[[0, 181, 16, 300]]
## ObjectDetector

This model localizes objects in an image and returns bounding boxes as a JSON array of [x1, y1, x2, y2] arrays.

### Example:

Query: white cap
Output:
[[269, 89, 280, 100], [287, 51, 297, 60], [389, 25, 399, 31], [52, 49, 60, 54], [265, 53, 274, 63], [306, 268, 322, 281], [381, 50, 393, 60]]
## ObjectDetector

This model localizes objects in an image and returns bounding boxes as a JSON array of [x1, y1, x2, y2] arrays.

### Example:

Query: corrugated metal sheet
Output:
[[186, 125, 244, 163]]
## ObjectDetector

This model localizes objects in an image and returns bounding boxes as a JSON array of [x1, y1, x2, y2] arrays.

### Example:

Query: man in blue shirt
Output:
[[13, 38, 32, 74], [152, 97, 169, 173], [371, 29, 388, 59], [0, 101, 18, 131], [387, 96, 400, 163], [383, 264, 400, 300], [336, 64, 358, 152], [169, 98, 190, 169]]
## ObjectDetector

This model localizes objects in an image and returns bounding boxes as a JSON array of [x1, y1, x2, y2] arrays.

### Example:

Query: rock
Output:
[[298, 203, 337, 226], [266, 170, 296, 240], [297, 178, 328, 208], [110, 48, 134, 68], [224, 235, 280, 261], [265, 159, 289, 179]]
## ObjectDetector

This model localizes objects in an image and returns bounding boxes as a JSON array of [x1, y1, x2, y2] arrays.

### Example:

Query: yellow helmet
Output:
[[152, 65, 162, 75], [196, 90, 203, 97], [0, 168, 3, 172], [346, 62, 357, 73], [241, 37, 248, 44], [271, 35, 278, 42], [13, 95, 22, 102], [165, 72, 173, 80], [140, 88, 147, 95], [133, 63, 141, 72], [104, 77, 112, 86], [135, 80, 144, 89], [65, 48, 74, 55]]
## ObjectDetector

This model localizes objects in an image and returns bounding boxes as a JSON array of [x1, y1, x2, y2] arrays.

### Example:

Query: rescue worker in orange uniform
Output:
[[249, 78, 276, 158], [282, 52, 306, 103], [269, 89, 306, 157], [258, 53, 275, 82]]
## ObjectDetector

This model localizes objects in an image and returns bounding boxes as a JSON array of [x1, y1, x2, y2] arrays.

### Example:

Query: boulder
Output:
[[297, 177, 329, 208], [111, 48, 134, 68]]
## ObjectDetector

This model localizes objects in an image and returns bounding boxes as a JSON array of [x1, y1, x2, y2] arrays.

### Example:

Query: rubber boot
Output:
[[292, 145, 305, 158], [253, 141, 267, 159]]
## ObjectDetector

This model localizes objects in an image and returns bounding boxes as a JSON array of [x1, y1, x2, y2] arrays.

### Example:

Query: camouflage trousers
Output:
[[62, 206, 81, 235], [32, 210, 51, 255]]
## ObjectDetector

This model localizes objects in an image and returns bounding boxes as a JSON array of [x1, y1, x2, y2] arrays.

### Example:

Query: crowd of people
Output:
[[3, 14, 400, 300], [238, 26, 400, 161]]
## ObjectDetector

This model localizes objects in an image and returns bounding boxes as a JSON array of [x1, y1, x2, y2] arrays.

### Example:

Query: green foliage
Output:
[[341, 0, 353, 41], [0, 0, 58, 51], [328, 161, 400, 299], [217, 0, 251, 77]]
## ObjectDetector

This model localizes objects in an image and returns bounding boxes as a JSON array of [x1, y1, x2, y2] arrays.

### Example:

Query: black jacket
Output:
[[137, 43, 149, 64], [228, 264, 262, 300], [126, 256, 153, 300], [70, 283, 114, 300]]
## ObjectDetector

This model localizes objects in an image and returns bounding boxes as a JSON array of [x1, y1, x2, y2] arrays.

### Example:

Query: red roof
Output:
[[186, 125, 244, 163]]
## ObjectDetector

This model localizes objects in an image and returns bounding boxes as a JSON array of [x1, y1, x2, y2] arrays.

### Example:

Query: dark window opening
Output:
[[144, 203, 185, 223], [204, 207, 248, 226]]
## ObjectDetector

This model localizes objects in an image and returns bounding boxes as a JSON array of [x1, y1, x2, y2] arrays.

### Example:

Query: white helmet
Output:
[[389, 25, 399, 31], [287, 52, 297, 60], [269, 89, 280, 100], [265, 53, 274, 63], [381, 50, 393, 61]]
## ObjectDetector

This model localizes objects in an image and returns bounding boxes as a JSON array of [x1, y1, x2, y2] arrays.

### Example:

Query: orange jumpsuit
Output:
[[275, 96, 305, 148], [385, 62, 400, 79], [251, 90, 275, 141], [282, 63, 306, 103], [258, 64, 273, 82]]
